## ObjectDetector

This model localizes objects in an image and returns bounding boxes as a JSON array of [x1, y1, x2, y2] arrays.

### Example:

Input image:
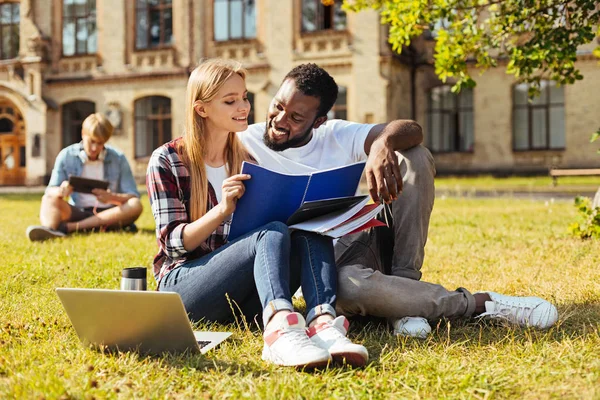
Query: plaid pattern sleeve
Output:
[[146, 138, 229, 284]]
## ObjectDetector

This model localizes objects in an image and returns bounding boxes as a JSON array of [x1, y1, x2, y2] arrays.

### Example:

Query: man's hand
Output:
[[363, 119, 423, 204], [92, 188, 115, 204], [218, 174, 251, 217], [59, 180, 73, 198], [365, 139, 403, 204]]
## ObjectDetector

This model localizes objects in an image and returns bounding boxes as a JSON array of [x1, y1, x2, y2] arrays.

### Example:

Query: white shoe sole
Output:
[[262, 347, 331, 368], [330, 349, 368, 367]]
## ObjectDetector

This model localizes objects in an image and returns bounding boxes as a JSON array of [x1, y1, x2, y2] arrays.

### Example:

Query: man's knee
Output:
[[338, 265, 376, 303], [125, 197, 143, 219], [41, 193, 63, 208], [397, 145, 436, 178]]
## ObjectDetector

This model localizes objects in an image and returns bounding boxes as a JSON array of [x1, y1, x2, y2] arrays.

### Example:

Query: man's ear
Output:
[[313, 115, 327, 129], [193, 101, 208, 118]]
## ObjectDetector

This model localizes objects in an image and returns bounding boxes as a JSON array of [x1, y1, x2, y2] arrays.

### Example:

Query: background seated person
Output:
[[26, 113, 142, 241]]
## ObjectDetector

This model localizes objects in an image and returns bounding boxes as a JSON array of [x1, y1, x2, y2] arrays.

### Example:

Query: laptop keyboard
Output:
[[197, 340, 211, 349]]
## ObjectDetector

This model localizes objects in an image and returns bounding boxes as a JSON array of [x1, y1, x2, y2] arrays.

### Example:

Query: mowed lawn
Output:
[[1, 191, 599, 399]]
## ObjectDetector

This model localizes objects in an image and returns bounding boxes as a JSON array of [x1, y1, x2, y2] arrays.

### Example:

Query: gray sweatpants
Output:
[[334, 145, 476, 321]]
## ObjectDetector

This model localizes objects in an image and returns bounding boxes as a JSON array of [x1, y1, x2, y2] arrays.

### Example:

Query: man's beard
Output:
[[262, 116, 315, 152]]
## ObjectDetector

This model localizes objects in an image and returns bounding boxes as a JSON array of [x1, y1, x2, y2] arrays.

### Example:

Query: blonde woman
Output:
[[146, 59, 368, 368]]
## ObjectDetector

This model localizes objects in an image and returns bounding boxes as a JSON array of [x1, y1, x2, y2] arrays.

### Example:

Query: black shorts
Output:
[[68, 205, 114, 222]]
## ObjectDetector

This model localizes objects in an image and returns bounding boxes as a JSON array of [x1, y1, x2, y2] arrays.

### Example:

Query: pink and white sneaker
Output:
[[307, 316, 368, 367], [262, 312, 331, 368]]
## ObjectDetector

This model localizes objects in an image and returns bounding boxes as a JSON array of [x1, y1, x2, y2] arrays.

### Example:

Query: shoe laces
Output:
[[317, 323, 352, 344], [478, 298, 534, 325], [279, 327, 314, 347]]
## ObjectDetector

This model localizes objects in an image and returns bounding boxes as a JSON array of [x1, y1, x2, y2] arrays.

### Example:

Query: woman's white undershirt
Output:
[[205, 164, 228, 203]]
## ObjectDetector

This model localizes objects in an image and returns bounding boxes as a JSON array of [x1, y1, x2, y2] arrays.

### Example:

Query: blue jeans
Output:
[[158, 221, 337, 326]]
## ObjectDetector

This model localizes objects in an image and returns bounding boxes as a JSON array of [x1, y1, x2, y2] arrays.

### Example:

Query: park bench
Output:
[[549, 167, 600, 186]]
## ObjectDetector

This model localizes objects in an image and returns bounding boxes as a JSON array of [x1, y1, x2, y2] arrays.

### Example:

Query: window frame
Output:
[[62, 0, 97, 57], [0, 2, 20, 60], [246, 91, 255, 124], [426, 85, 474, 154], [135, 0, 173, 51], [133, 96, 172, 159], [213, 0, 257, 42], [301, 0, 347, 34], [328, 85, 347, 120], [512, 81, 565, 152]]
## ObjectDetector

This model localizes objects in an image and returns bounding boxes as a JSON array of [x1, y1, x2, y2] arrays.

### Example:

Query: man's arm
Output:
[[45, 149, 72, 198], [92, 189, 136, 206], [93, 152, 140, 206], [363, 119, 423, 204]]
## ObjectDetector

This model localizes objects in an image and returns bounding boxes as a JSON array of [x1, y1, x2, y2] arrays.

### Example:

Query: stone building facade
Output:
[[0, 0, 598, 186]]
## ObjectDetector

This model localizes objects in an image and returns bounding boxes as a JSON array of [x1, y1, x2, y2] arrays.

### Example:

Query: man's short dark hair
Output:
[[283, 64, 338, 118]]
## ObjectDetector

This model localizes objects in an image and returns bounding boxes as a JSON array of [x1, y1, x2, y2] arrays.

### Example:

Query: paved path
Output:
[[1, 185, 595, 200], [0, 186, 45, 194]]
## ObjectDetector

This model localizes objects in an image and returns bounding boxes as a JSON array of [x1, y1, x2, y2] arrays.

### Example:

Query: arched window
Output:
[[62, 0, 97, 56], [0, 118, 13, 133], [426, 86, 474, 153], [134, 96, 172, 158], [512, 81, 565, 151], [327, 85, 347, 120], [62, 101, 96, 146]]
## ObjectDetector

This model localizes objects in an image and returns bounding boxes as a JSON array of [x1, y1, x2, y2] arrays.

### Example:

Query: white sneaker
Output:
[[262, 312, 331, 368], [392, 317, 431, 339], [307, 316, 368, 367], [26, 225, 66, 241], [477, 292, 558, 329]]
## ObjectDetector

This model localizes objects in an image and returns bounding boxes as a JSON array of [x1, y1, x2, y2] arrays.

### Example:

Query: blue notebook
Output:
[[228, 161, 367, 240]]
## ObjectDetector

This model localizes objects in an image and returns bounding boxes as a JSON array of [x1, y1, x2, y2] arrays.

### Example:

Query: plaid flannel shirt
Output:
[[146, 138, 229, 284]]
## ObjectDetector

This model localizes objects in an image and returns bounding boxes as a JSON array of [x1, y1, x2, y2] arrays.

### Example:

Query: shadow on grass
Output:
[[347, 301, 600, 361]]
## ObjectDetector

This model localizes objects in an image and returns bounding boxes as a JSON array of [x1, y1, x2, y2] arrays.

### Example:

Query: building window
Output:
[[135, 96, 171, 158], [302, 0, 346, 33], [0, 2, 19, 60], [426, 86, 474, 153], [63, 0, 97, 56], [62, 101, 95, 146], [136, 0, 173, 50], [214, 0, 256, 41], [327, 86, 347, 120], [0, 117, 13, 133], [247, 91, 255, 124], [513, 81, 565, 151]]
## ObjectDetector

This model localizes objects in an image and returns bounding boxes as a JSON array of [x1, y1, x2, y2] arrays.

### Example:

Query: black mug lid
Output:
[[122, 267, 147, 279]]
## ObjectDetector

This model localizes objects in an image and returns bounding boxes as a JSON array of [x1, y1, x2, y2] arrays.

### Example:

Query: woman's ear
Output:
[[193, 101, 208, 118]]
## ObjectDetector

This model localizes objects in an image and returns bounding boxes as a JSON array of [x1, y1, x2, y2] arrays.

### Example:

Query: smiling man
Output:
[[26, 113, 142, 241], [237, 64, 558, 337]]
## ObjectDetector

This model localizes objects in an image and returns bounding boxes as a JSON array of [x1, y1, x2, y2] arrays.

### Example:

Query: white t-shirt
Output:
[[78, 160, 110, 208], [236, 119, 375, 174], [205, 164, 228, 203]]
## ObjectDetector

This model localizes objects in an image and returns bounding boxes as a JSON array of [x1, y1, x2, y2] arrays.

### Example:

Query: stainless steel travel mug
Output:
[[121, 267, 147, 290]]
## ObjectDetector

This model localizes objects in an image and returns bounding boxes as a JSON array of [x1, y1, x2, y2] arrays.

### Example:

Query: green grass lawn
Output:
[[434, 175, 600, 195], [1, 192, 599, 399]]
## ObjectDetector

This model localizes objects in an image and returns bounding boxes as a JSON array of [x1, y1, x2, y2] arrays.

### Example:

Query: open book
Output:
[[228, 162, 385, 240]]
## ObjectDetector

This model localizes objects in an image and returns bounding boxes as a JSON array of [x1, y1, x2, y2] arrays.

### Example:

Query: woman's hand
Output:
[[219, 174, 251, 216]]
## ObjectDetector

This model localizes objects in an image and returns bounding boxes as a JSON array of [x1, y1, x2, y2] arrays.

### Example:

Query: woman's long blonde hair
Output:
[[180, 59, 250, 221]]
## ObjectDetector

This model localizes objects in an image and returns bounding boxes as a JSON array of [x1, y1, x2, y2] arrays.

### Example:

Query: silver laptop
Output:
[[56, 288, 232, 355]]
